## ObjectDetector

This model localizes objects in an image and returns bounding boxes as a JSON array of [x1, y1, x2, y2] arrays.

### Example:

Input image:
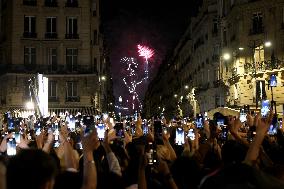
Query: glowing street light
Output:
[[239, 47, 244, 51], [26, 101, 34, 110], [174, 94, 178, 98], [184, 85, 189, 89], [101, 76, 106, 81], [264, 41, 272, 47], [223, 53, 231, 60]]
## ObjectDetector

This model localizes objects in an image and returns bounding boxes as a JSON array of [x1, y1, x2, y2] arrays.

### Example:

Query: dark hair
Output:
[[6, 149, 57, 189], [221, 140, 248, 165]]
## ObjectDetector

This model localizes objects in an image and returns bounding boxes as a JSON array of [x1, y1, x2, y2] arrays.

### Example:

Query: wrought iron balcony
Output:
[[65, 33, 79, 39], [44, 0, 58, 7], [23, 32, 37, 38], [65, 0, 78, 7], [66, 96, 80, 102], [249, 26, 264, 35], [228, 68, 240, 85], [45, 32, 58, 39], [23, 0, 37, 6], [244, 59, 284, 74]]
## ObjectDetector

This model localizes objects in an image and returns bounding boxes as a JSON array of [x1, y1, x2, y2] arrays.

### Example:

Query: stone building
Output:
[[144, 0, 284, 118], [0, 0, 112, 116]]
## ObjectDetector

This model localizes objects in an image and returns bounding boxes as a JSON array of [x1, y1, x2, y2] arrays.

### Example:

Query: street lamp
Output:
[[264, 41, 272, 48], [174, 94, 178, 98], [223, 53, 231, 61], [184, 85, 189, 89], [101, 76, 106, 81]]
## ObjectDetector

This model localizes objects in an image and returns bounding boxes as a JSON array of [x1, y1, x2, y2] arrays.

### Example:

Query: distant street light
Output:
[[26, 101, 34, 110], [184, 85, 189, 89], [101, 76, 106, 81], [264, 41, 272, 47], [223, 53, 231, 60], [239, 47, 244, 51], [174, 94, 178, 98]]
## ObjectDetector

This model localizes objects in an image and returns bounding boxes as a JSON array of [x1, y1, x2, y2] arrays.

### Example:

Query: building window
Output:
[[24, 16, 36, 38], [66, 17, 78, 39], [92, 1, 97, 16], [65, 0, 78, 7], [66, 48, 78, 72], [48, 81, 57, 100], [93, 30, 98, 45], [94, 57, 98, 73], [66, 82, 79, 102], [23, 0, 37, 6], [48, 48, 57, 71], [44, 0, 58, 7], [45, 17, 57, 38], [251, 12, 263, 35], [24, 47, 36, 66]]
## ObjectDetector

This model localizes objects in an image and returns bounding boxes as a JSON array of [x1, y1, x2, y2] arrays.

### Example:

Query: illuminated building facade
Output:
[[144, 0, 284, 118], [0, 0, 112, 116]]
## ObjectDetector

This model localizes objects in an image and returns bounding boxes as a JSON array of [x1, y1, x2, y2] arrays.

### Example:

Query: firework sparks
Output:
[[120, 57, 147, 111], [137, 44, 154, 81]]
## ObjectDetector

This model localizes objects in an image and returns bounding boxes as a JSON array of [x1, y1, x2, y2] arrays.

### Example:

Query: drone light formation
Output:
[[137, 44, 154, 80]]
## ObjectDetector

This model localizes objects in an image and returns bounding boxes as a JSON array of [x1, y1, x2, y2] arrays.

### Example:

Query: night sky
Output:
[[101, 0, 197, 108]]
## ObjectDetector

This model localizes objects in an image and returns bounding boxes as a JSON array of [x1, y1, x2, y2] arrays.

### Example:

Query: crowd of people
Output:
[[0, 109, 284, 189]]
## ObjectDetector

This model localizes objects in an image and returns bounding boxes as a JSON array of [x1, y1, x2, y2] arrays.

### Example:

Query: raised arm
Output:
[[81, 130, 100, 189], [244, 112, 273, 165]]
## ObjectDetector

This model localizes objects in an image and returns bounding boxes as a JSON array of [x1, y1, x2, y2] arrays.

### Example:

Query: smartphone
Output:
[[261, 100, 270, 117], [217, 118, 225, 127], [83, 116, 95, 135], [154, 120, 163, 144], [240, 109, 247, 123], [7, 138, 16, 156], [14, 132, 21, 144], [163, 126, 168, 135], [268, 115, 278, 135], [35, 128, 41, 136], [142, 121, 149, 135], [187, 129, 195, 140], [103, 113, 108, 120], [270, 74, 277, 87], [146, 142, 157, 165], [221, 125, 229, 141], [114, 123, 125, 138], [8, 118, 15, 131], [96, 123, 105, 141], [175, 127, 185, 145], [195, 115, 203, 128], [68, 115, 76, 132]]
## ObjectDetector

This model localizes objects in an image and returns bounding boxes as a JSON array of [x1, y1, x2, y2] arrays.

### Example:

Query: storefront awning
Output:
[[207, 107, 239, 120]]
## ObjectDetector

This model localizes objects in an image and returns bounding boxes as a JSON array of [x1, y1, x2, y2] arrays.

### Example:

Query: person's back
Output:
[[6, 149, 57, 189]]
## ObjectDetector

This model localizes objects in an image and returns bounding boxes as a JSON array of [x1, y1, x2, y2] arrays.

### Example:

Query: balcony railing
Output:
[[49, 96, 59, 102], [228, 68, 240, 85], [66, 96, 80, 102], [44, 0, 58, 7], [23, 32, 37, 38], [0, 64, 97, 75], [45, 32, 58, 39], [65, 33, 79, 39], [23, 0, 37, 6], [65, 1, 78, 7], [244, 59, 284, 74], [249, 26, 264, 35]]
